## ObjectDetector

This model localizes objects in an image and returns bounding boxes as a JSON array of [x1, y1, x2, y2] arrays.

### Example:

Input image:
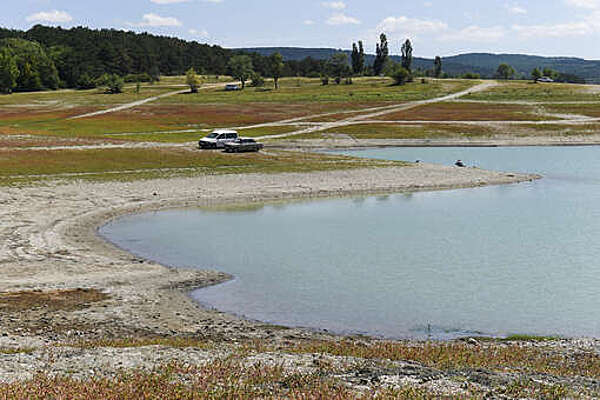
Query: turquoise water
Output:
[[100, 147, 600, 339]]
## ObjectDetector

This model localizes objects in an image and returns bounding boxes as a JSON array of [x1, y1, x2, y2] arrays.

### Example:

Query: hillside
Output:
[[240, 47, 600, 82]]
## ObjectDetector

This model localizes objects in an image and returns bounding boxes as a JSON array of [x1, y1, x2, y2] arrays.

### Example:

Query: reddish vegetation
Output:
[[375, 103, 545, 122], [108, 102, 394, 127], [0, 135, 114, 148], [0, 107, 100, 120], [0, 289, 110, 312]]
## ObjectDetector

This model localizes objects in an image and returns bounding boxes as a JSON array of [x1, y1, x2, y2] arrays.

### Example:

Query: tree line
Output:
[[0, 24, 584, 94], [0, 25, 448, 93]]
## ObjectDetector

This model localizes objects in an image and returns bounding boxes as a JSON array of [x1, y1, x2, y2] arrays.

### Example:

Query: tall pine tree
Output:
[[373, 34, 388, 76], [401, 39, 413, 72]]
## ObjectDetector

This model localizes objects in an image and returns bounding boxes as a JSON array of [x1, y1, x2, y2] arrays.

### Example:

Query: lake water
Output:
[[99, 146, 600, 339]]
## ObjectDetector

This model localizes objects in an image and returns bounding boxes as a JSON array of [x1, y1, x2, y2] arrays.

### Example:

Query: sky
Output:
[[4, 0, 600, 59]]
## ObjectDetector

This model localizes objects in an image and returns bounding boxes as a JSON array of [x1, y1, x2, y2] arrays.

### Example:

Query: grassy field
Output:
[[373, 102, 557, 122], [0, 85, 176, 109], [463, 81, 600, 102], [3, 78, 600, 186], [157, 77, 476, 105], [307, 123, 499, 139], [0, 148, 402, 186], [0, 77, 478, 142]]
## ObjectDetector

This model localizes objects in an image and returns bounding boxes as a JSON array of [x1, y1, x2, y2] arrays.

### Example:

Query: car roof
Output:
[[211, 129, 238, 134]]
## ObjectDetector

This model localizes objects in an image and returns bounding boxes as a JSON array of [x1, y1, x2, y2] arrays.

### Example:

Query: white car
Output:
[[537, 76, 554, 83], [198, 129, 239, 149]]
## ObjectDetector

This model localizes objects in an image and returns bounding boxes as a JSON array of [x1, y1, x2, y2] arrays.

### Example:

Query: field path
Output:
[[68, 89, 188, 120], [68, 82, 235, 120], [254, 81, 498, 140]]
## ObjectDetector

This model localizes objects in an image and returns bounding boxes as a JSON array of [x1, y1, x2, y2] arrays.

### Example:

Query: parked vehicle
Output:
[[198, 129, 238, 149], [537, 76, 554, 83], [225, 84, 241, 91], [224, 138, 264, 153]]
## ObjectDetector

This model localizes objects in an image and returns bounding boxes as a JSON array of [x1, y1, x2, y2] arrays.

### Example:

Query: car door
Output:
[[216, 134, 226, 147], [226, 133, 236, 143]]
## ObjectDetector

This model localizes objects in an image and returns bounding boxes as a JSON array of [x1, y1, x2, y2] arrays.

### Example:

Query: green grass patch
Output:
[[375, 101, 557, 122], [464, 81, 600, 102], [501, 334, 560, 342], [157, 78, 477, 105]]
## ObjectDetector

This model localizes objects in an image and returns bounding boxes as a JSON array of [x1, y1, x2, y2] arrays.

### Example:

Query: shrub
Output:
[[250, 73, 265, 87], [97, 73, 124, 94], [185, 68, 201, 93], [387, 64, 411, 85], [76, 73, 96, 90], [462, 72, 481, 79]]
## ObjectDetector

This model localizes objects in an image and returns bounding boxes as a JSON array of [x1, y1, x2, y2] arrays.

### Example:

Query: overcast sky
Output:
[[4, 0, 600, 59]]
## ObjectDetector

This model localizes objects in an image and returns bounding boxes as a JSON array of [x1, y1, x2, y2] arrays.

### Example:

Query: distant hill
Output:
[[239, 47, 600, 83]]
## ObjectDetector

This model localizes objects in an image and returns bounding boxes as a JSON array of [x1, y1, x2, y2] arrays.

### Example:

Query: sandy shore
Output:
[[0, 163, 542, 385], [273, 135, 600, 149]]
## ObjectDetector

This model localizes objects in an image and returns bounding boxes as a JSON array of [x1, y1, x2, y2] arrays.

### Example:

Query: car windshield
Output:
[[206, 133, 219, 139]]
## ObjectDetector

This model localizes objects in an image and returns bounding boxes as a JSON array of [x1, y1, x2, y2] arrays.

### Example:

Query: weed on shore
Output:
[[0, 289, 110, 312], [284, 339, 600, 379]]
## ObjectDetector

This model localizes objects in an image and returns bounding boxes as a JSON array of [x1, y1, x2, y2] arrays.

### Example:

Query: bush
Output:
[[321, 75, 329, 85], [387, 64, 411, 85], [185, 68, 201, 93], [97, 73, 124, 94], [344, 77, 353, 85], [462, 72, 481, 79], [76, 73, 96, 90], [250, 73, 265, 87]]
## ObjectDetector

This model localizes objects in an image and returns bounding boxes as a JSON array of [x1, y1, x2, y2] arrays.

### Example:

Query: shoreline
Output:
[[1, 163, 538, 346], [7, 159, 600, 395], [271, 136, 600, 149]]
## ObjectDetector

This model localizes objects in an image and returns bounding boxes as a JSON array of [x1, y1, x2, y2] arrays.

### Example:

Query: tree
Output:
[[351, 43, 360, 75], [386, 62, 410, 85], [496, 63, 515, 80], [0, 47, 18, 93], [433, 56, 442, 78], [543, 67, 559, 80], [373, 34, 389, 76], [329, 52, 351, 84], [401, 39, 413, 72], [185, 67, 201, 93], [228, 55, 253, 89], [250, 72, 265, 87], [531, 67, 542, 82], [0, 38, 59, 91], [351, 41, 365, 75], [358, 41, 365, 75], [269, 52, 284, 89], [149, 65, 161, 84]]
